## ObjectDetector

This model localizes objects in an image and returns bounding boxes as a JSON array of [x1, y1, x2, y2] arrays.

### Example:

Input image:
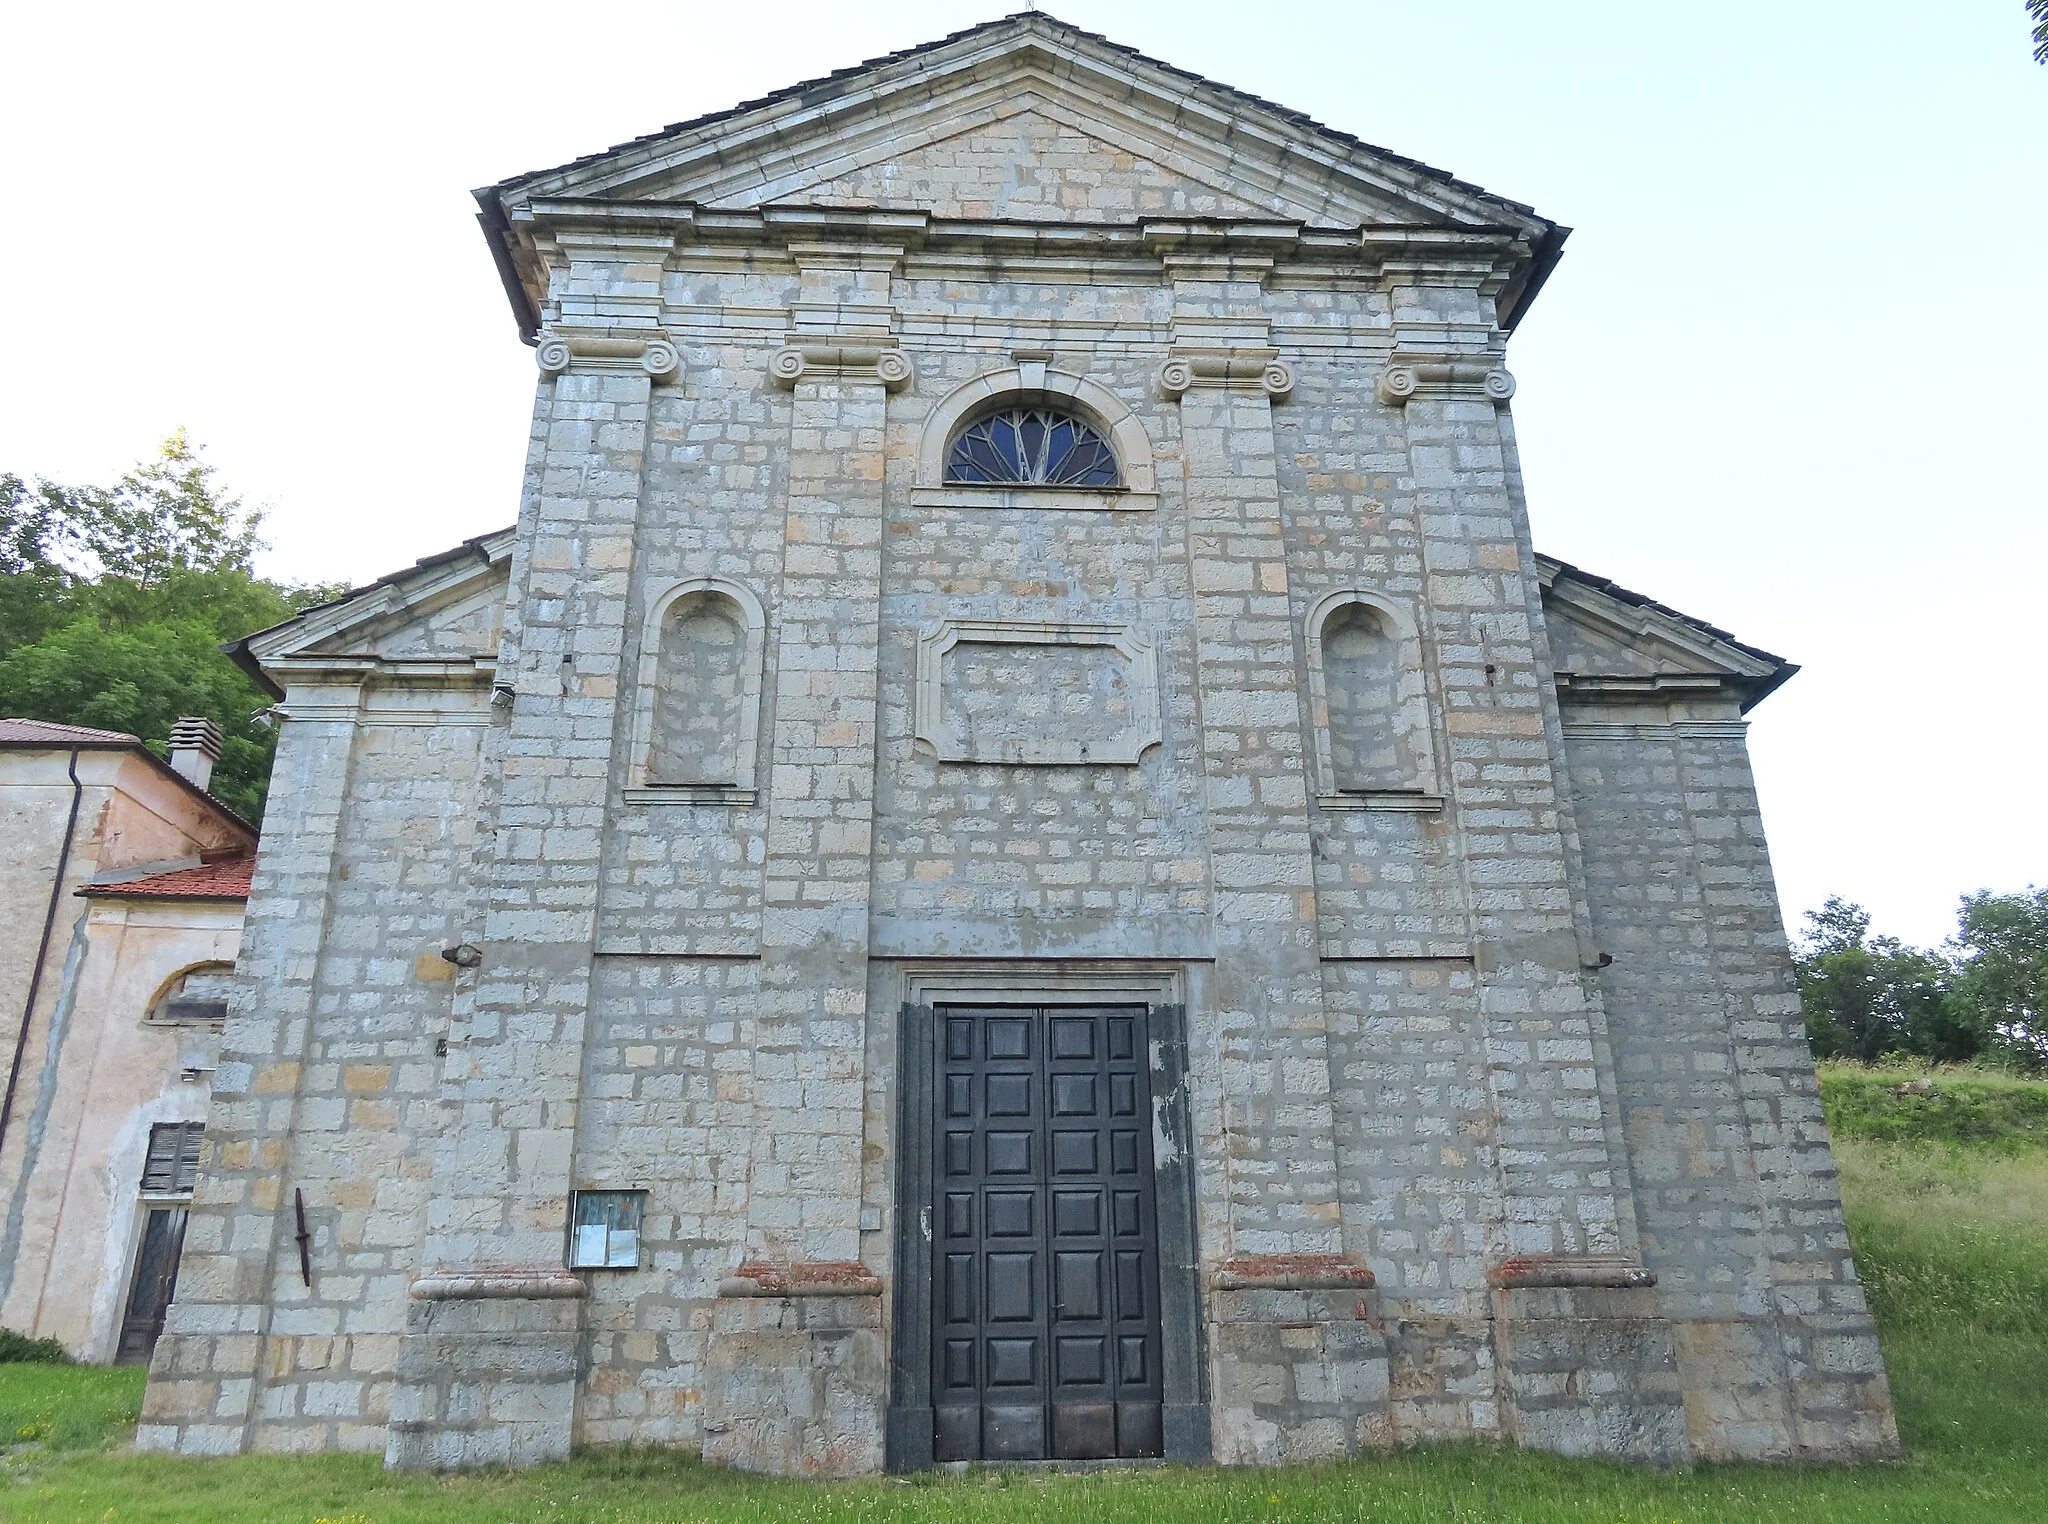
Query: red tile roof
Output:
[[81, 856, 255, 901], [0, 718, 141, 746]]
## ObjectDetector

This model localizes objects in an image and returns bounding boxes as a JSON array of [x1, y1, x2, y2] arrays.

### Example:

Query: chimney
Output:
[[167, 716, 224, 792]]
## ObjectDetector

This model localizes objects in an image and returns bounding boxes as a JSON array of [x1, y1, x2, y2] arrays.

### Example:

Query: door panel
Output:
[[931, 1005, 1164, 1461], [115, 1206, 189, 1366]]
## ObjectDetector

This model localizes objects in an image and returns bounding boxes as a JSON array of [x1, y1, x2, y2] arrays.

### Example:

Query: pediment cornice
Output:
[[476, 13, 1565, 339], [228, 529, 515, 699], [1537, 555, 1796, 712]]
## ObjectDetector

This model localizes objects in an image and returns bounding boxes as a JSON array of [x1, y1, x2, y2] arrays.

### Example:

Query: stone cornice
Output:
[[1375, 349, 1515, 407], [1210, 1253, 1377, 1292], [494, 199, 1537, 339], [519, 198, 1530, 266]]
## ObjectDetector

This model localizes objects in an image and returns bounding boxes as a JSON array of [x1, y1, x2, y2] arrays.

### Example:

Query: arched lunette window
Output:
[[915, 366, 1157, 510], [148, 964, 235, 1026], [945, 406, 1120, 488], [628, 577, 766, 804], [1305, 590, 1441, 808]]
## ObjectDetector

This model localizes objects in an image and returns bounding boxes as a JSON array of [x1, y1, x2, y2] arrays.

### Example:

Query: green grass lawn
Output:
[[3, 1063, 2043, 1523]]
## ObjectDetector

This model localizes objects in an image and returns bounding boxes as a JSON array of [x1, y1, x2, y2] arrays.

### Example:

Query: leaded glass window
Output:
[[945, 407, 1120, 488]]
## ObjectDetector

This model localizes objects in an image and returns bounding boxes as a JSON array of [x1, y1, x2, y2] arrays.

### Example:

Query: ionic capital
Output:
[[1375, 352, 1514, 407], [534, 330, 682, 384], [769, 343, 914, 392], [1155, 347, 1294, 400]]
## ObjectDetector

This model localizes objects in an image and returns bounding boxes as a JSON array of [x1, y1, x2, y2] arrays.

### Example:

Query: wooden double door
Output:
[[931, 1004, 1165, 1461]]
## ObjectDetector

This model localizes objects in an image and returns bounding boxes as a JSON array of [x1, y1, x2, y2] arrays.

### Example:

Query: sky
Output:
[[2, 2, 2042, 947]]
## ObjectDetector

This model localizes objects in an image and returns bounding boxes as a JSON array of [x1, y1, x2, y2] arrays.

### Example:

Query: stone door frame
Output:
[[886, 963, 1210, 1470]]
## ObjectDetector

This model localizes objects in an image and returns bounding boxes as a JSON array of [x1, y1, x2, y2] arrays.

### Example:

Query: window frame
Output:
[[911, 365, 1159, 513], [146, 962, 235, 1028], [567, 1189, 647, 1271]]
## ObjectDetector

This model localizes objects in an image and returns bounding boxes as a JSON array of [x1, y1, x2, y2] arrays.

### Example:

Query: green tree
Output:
[[1794, 897, 1984, 1064], [0, 435, 340, 823], [2033, 0, 2048, 65], [0, 474, 80, 651], [1952, 887, 2048, 1070]]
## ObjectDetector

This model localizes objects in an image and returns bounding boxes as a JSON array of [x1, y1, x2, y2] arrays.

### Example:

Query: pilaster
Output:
[[386, 236, 677, 1467], [136, 673, 366, 1456], [1377, 334, 1679, 1457], [702, 245, 899, 1475], [1165, 260, 1377, 1461]]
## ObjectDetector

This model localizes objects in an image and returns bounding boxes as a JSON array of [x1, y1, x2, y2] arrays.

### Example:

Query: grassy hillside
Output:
[[1819, 1062, 2048, 1478], [1, 1064, 2043, 1522]]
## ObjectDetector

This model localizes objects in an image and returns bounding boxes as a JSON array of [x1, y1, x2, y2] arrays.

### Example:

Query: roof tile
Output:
[[80, 856, 255, 902], [0, 718, 142, 746]]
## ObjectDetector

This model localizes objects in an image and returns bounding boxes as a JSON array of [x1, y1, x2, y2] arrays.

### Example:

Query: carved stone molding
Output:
[[535, 330, 682, 384], [1487, 1254, 1656, 1290], [409, 1268, 587, 1300], [1210, 1253, 1377, 1291], [770, 342, 914, 392], [1375, 353, 1514, 407], [1156, 347, 1293, 399], [718, 1259, 884, 1297], [914, 618, 1162, 766]]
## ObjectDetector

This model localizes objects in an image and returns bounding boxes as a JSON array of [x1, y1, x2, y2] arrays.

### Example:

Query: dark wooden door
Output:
[[932, 1005, 1164, 1461], [115, 1206, 188, 1365]]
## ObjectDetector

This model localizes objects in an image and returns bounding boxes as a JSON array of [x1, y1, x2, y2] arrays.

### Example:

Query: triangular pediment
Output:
[[727, 101, 1279, 223], [230, 530, 513, 695], [1538, 555, 1794, 711], [484, 14, 1553, 235]]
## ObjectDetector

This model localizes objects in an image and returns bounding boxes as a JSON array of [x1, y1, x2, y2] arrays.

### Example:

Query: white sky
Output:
[[2, 2, 2042, 948]]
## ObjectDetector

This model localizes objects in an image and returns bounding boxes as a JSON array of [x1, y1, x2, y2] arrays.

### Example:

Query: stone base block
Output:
[[386, 1291, 585, 1470], [1779, 1311, 1900, 1461], [1668, 1310, 1898, 1463], [133, 1327, 263, 1454], [1208, 1286, 1392, 1465], [1670, 1316, 1798, 1460], [1384, 1313, 1499, 1440], [701, 1293, 886, 1475], [1493, 1286, 1687, 1464]]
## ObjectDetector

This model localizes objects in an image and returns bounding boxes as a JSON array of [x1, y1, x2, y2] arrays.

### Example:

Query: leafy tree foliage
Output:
[[2033, 0, 2048, 66], [1796, 891, 2048, 1071], [0, 434, 342, 823], [1953, 888, 2048, 1062]]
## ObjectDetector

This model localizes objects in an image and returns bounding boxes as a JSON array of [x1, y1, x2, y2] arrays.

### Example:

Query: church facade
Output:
[[137, 14, 1897, 1474]]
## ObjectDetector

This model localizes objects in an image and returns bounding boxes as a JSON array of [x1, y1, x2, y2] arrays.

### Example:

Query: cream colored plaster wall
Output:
[[0, 747, 247, 1359], [8, 902, 239, 1358]]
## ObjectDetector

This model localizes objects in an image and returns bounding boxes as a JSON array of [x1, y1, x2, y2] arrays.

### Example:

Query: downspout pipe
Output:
[[1, 746, 83, 1154]]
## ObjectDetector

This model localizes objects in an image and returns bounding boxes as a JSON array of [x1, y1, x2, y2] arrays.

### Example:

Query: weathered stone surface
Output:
[[136, 11, 1894, 1476]]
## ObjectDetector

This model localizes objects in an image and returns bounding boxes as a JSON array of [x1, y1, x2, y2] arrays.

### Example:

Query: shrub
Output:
[[0, 1327, 73, 1364]]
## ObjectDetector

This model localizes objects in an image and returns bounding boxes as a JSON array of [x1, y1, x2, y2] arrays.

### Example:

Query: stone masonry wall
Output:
[[1566, 699, 1898, 1461], [139, 215, 1890, 1471]]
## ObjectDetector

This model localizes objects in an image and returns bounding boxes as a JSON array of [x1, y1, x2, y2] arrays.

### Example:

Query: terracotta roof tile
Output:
[[81, 856, 255, 901], [0, 718, 142, 746]]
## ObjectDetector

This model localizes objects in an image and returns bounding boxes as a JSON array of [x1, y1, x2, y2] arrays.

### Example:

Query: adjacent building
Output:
[[136, 13, 1896, 1475], [0, 717, 253, 1364]]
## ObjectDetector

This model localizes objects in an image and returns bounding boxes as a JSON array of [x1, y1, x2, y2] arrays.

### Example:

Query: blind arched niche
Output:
[[629, 577, 766, 803], [1304, 589, 1441, 808]]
